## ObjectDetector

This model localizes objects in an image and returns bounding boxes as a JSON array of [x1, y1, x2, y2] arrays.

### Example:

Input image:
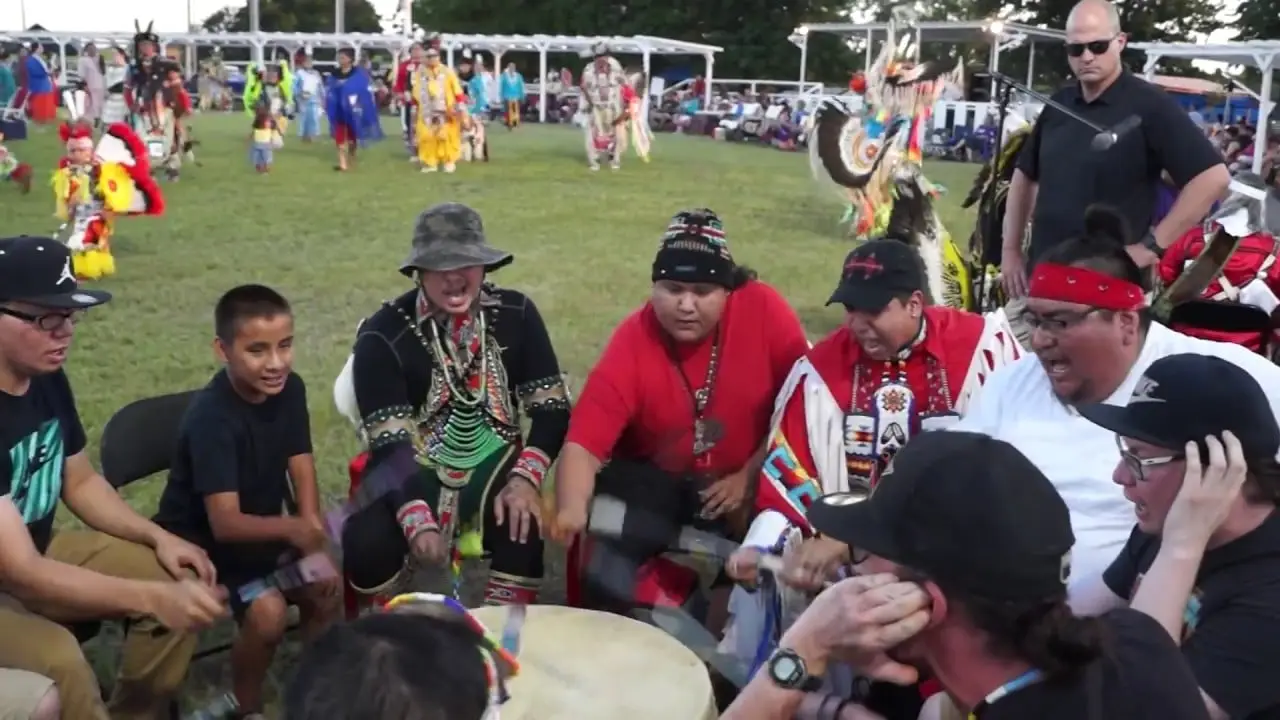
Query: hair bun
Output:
[[1082, 205, 1132, 247]]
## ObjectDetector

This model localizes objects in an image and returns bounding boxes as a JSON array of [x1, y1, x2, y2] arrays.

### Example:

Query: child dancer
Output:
[[250, 105, 276, 173], [0, 128, 32, 193]]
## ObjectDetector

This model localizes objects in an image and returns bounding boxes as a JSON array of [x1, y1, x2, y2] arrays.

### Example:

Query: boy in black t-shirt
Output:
[[1083, 353, 1280, 720], [155, 284, 340, 718]]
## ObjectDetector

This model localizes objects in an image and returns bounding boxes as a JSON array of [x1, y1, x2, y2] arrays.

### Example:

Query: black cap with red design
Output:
[[826, 239, 927, 312]]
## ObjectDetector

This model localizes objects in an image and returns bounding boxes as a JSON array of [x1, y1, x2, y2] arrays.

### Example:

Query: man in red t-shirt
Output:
[[552, 209, 809, 617], [394, 43, 425, 159]]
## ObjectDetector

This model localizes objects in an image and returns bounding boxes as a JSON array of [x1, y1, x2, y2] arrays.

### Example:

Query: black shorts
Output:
[[213, 542, 295, 622]]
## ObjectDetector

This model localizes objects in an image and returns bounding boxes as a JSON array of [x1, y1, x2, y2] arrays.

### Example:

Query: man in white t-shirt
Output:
[[957, 230, 1280, 614]]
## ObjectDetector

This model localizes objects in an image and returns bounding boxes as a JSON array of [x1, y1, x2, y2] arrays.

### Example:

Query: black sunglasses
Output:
[[1066, 36, 1117, 57], [0, 307, 84, 332]]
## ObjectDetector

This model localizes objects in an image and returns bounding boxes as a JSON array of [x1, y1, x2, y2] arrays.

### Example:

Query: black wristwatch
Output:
[[1141, 229, 1165, 258], [766, 647, 824, 692]]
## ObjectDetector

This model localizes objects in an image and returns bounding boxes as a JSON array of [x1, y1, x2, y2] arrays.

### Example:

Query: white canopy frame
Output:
[[788, 20, 1066, 96], [0, 30, 721, 122], [1131, 40, 1279, 174]]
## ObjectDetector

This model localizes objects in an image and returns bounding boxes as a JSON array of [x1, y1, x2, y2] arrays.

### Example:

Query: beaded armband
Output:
[[362, 405, 416, 451], [515, 374, 571, 412], [396, 500, 438, 541], [510, 447, 551, 490]]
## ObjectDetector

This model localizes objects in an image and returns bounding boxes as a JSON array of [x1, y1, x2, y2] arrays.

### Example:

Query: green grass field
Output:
[[1, 114, 980, 712]]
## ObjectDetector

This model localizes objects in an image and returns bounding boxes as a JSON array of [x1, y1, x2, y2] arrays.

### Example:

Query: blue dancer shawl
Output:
[[326, 67, 383, 143]]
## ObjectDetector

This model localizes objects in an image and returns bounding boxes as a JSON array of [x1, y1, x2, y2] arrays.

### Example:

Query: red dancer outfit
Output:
[[722, 240, 1022, 707], [557, 209, 809, 617], [1157, 176, 1280, 354], [395, 43, 425, 158]]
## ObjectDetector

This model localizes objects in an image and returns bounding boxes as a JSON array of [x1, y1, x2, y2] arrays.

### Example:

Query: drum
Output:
[[471, 605, 717, 719]]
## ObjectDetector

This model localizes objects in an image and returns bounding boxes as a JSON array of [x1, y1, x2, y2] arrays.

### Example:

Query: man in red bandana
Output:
[[721, 239, 1022, 703]]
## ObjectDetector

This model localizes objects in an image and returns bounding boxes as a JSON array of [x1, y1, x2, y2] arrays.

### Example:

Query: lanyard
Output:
[[968, 669, 1045, 719]]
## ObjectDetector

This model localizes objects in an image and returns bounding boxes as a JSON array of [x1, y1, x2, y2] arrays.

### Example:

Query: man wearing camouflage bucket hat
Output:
[[334, 202, 571, 613], [551, 208, 810, 624]]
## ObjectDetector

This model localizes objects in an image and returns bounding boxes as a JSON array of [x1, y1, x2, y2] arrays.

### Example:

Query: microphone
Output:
[[1091, 114, 1142, 151]]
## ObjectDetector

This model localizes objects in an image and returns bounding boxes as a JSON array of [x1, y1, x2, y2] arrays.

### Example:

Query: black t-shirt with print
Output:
[[0, 370, 87, 555], [979, 609, 1208, 720], [1104, 515, 1280, 719], [153, 370, 312, 577]]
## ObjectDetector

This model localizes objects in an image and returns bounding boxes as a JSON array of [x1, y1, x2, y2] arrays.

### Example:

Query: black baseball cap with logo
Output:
[[826, 239, 927, 312], [0, 236, 111, 309], [809, 431, 1075, 602], [1080, 353, 1280, 459]]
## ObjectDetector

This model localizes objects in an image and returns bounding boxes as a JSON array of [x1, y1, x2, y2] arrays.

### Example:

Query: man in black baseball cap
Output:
[[0, 236, 111, 378], [0, 234, 226, 720], [762, 431, 1210, 720], [826, 238, 927, 314], [1086, 354, 1280, 719]]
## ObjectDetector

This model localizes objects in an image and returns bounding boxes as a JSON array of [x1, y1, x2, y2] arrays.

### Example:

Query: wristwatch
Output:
[[766, 648, 824, 692], [1140, 229, 1165, 258]]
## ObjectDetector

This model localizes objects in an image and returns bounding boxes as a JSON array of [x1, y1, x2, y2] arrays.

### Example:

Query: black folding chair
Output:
[[1168, 300, 1275, 358]]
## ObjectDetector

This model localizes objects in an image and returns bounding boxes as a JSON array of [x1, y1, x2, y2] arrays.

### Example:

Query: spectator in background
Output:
[[22, 46, 56, 124], [77, 44, 104, 126], [0, 50, 14, 107]]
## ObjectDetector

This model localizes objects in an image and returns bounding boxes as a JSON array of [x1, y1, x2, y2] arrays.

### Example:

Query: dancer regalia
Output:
[[333, 203, 570, 612], [579, 44, 632, 171], [456, 53, 488, 163], [394, 42, 428, 157], [126, 22, 185, 180], [244, 60, 294, 146], [51, 121, 165, 280], [808, 9, 973, 309], [722, 242, 1023, 691], [294, 53, 324, 142], [325, 49, 382, 172], [623, 71, 652, 163], [960, 121, 1033, 312], [412, 46, 466, 173]]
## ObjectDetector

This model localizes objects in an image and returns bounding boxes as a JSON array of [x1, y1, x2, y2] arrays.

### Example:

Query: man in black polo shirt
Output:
[[1083, 353, 1280, 720], [1001, 0, 1229, 297]]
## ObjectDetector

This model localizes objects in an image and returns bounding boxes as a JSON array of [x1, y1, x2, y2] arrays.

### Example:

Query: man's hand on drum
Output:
[[411, 529, 447, 565], [550, 501, 588, 544], [781, 573, 931, 685], [726, 546, 763, 585], [495, 477, 542, 543], [783, 535, 849, 591]]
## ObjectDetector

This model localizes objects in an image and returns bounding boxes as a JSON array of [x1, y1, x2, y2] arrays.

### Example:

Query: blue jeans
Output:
[[250, 142, 272, 167]]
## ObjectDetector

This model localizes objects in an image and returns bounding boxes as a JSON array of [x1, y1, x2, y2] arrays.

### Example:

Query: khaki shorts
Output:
[[0, 669, 53, 720]]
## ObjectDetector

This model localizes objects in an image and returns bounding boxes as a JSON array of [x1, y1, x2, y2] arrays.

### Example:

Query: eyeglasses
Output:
[[1115, 436, 1183, 483], [1019, 308, 1101, 335], [0, 307, 84, 332], [1066, 36, 1117, 57]]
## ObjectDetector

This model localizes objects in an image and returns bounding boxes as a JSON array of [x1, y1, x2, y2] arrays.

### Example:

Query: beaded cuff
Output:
[[510, 447, 551, 489], [515, 375, 571, 412], [396, 500, 438, 541], [363, 405, 416, 450]]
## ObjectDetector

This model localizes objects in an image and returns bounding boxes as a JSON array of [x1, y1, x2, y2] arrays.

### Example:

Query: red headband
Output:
[[1027, 262, 1146, 311]]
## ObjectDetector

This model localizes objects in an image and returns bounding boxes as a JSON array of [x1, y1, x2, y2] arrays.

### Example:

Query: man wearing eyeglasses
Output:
[[1000, 0, 1228, 299], [0, 236, 227, 720], [1081, 353, 1280, 720]]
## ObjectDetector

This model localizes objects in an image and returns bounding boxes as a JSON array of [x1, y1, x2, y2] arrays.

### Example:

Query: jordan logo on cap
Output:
[[1130, 376, 1164, 404], [57, 257, 76, 287]]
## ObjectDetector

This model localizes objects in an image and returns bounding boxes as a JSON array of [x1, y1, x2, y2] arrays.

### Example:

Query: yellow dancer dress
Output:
[[413, 62, 464, 172]]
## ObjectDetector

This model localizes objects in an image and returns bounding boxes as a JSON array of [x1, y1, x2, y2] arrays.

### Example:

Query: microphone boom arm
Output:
[[987, 70, 1110, 135]]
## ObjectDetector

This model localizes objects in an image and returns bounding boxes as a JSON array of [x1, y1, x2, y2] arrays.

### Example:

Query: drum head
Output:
[[472, 605, 717, 719]]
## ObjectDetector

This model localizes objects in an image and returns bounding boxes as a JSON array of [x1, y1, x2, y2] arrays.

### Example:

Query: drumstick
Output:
[[232, 448, 420, 604], [637, 606, 751, 688]]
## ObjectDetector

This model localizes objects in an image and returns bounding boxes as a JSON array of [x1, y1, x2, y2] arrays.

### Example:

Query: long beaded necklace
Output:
[[394, 305, 506, 470], [666, 329, 722, 468], [427, 312, 507, 469]]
